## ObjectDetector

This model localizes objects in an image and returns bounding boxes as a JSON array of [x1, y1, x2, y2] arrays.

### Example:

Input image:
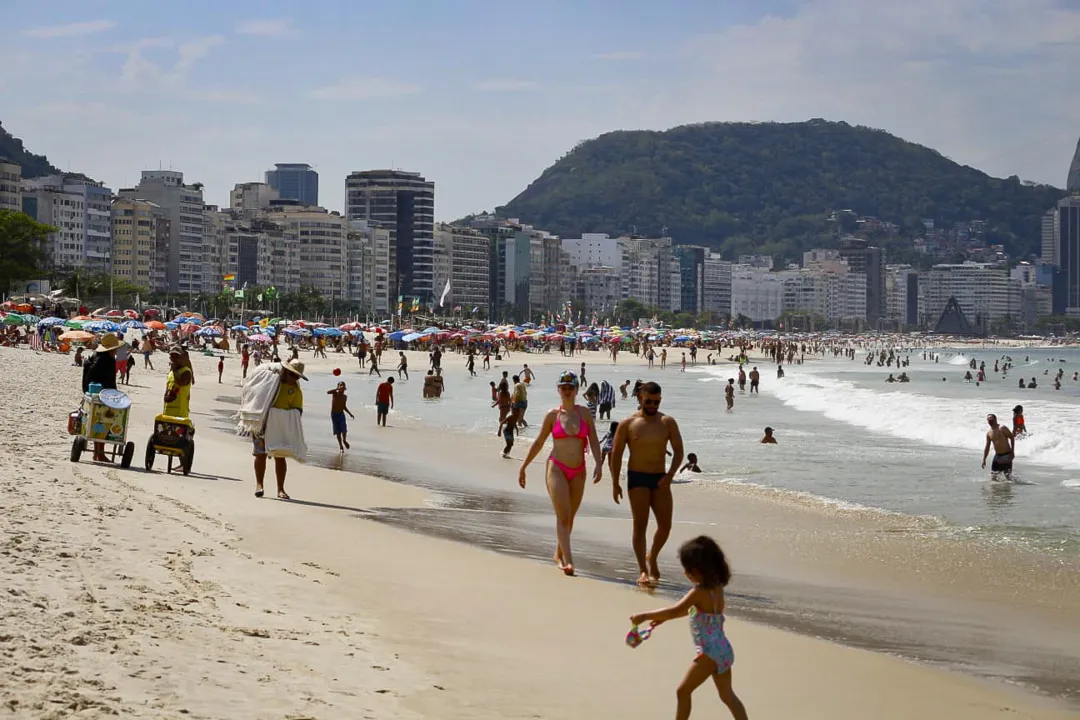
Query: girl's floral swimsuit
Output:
[[689, 589, 734, 672]]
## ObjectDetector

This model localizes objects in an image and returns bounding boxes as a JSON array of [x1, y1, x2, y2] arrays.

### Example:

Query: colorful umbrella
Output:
[[59, 330, 94, 342], [145, 320, 167, 330]]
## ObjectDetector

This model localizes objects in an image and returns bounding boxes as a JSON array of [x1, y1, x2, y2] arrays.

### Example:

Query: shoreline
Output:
[[2, 344, 1078, 718]]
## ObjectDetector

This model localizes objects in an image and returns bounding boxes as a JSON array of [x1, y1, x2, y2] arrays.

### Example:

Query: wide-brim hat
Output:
[[96, 334, 127, 353], [281, 359, 308, 380]]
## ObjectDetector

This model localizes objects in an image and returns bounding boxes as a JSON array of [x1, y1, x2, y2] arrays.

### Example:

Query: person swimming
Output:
[[680, 453, 702, 473], [760, 427, 777, 444]]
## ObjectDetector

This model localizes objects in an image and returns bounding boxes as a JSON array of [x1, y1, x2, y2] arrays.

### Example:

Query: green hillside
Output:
[[497, 119, 1065, 261], [0, 121, 85, 180]]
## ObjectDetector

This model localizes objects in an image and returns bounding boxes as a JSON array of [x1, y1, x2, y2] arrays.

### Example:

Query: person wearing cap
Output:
[[760, 427, 777, 444], [253, 360, 308, 499], [163, 348, 193, 419], [517, 370, 602, 577], [81, 334, 123, 461]]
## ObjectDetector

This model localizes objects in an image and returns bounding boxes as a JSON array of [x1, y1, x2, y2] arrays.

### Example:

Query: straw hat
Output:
[[281, 359, 308, 380], [96, 334, 127, 353]]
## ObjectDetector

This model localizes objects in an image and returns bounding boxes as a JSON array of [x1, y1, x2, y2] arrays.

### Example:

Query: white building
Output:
[[267, 206, 349, 302], [576, 265, 621, 316], [561, 233, 621, 270], [348, 219, 391, 314], [737, 254, 774, 270], [110, 197, 162, 291], [731, 266, 785, 323], [885, 264, 919, 327], [434, 223, 491, 314], [21, 175, 113, 273], [1041, 208, 1058, 266], [702, 253, 732, 319], [618, 235, 676, 310], [230, 182, 279, 213], [918, 262, 1022, 329]]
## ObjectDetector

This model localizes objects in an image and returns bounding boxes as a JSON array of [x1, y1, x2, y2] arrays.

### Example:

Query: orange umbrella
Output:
[[59, 330, 94, 341], [71, 315, 93, 321], [145, 320, 167, 330]]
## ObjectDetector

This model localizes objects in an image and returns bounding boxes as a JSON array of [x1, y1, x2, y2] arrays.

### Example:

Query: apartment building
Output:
[[230, 182, 279, 213], [918, 262, 1022, 329], [0, 161, 21, 212], [267, 206, 349, 301], [20, 175, 113, 273], [119, 171, 205, 295], [731, 266, 785, 323], [619, 235, 676, 310], [433, 223, 491, 314], [348, 219, 392, 315], [110, 197, 161, 290], [265, 163, 318, 206], [701, 253, 733, 320]]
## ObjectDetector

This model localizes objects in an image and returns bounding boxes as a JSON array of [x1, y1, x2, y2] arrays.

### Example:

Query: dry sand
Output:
[[0, 343, 1075, 719]]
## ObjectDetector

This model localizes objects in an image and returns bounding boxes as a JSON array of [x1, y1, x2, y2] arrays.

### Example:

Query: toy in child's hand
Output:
[[625, 623, 653, 648]]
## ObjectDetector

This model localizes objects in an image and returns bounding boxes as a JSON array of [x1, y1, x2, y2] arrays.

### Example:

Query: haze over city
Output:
[[5, 0, 1080, 220]]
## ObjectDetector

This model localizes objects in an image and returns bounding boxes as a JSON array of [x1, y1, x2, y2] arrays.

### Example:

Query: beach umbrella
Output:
[[121, 320, 146, 331], [196, 326, 223, 337], [64, 319, 85, 329], [283, 327, 311, 337], [21, 314, 41, 325], [16, 304, 33, 314], [145, 320, 167, 330], [387, 330, 407, 341], [105, 309, 124, 318], [143, 308, 160, 317], [3, 314, 25, 326], [38, 316, 66, 328], [231, 324, 250, 331], [179, 323, 201, 332], [124, 309, 139, 319], [248, 333, 272, 343], [59, 330, 94, 342], [165, 322, 179, 330]]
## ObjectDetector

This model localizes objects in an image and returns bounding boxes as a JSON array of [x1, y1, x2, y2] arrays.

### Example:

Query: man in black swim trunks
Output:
[[610, 381, 684, 586], [981, 413, 1015, 480]]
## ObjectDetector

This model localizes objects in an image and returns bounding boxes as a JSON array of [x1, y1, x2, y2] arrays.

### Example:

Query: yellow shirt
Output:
[[163, 367, 192, 418], [273, 383, 304, 411]]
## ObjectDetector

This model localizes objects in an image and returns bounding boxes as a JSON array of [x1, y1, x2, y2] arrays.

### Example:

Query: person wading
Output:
[[610, 381, 684, 586]]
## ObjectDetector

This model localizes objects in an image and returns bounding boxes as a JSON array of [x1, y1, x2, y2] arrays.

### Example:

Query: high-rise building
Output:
[[345, 170, 435, 301], [1051, 196, 1080, 316], [918, 263, 1022, 330], [347, 219, 392, 314], [674, 245, 707, 314], [1042, 208, 1059, 266], [0, 161, 21, 212], [562, 233, 621, 269], [118, 171, 205, 295], [1068, 134, 1080, 194], [619, 235, 676, 310], [266, 205, 349, 302], [21, 175, 113, 273], [701, 253, 732, 320], [265, 164, 318, 207], [731, 266, 785, 323], [885, 264, 919, 328], [434, 223, 491, 315], [838, 237, 885, 327], [110, 197, 162, 290]]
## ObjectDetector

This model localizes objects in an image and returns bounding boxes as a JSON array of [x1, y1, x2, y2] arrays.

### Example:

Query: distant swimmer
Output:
[[620, 379, 631, 399], [724, 379, 735, 410], [679, 453, 701, 473], [1012, 405, 1026, 437], [611, 381, 684, 586], [760, 427, 777, 444], [749, 366, 760, 393], [981, 414, 1015, 481]]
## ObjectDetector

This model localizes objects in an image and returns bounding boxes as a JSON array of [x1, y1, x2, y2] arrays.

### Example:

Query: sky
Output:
[[3, 0, 1080, 222]]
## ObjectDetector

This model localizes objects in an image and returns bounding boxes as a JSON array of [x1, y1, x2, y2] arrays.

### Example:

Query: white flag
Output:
[[439, 279, 451, 307]]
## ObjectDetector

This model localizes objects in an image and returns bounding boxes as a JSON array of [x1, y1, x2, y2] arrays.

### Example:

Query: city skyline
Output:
[[4, 0, 1079, 222]]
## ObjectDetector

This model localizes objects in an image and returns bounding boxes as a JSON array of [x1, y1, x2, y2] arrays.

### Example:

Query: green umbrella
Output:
[[64, 319, 85, 329], [3, 313, 25, 326]]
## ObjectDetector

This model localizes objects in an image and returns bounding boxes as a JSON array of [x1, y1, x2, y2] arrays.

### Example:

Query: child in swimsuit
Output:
[[630, 536, 749, 720]]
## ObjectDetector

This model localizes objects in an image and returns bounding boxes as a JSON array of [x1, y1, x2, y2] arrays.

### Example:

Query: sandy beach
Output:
[[1, 342, 1077, 719]]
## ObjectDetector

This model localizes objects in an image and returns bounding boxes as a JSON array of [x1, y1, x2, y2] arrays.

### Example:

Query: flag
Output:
[[235, 289, 244, 299], [257, 293, 263, 302], [397, 295, 404, 314], [472, 306, 479, 314], [411, 297, 420, 312], [439, 279, 451, 307], [223, 273, 235, 282], [454, 305, 461, 312]]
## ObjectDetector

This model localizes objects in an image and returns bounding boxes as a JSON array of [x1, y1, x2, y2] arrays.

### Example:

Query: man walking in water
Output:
[[981, 413, 1015, 480], [610, 381, 684, 586]]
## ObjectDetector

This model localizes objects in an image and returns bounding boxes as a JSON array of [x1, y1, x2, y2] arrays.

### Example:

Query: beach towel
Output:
[[234, 362, 282, 436], [263, 407, 307, 461]]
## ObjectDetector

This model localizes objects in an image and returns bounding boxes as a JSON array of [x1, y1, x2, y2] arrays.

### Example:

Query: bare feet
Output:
[[648, 556, 661, 584], [277, 491, 290, 500], [562, 564, 575, 576], [637, 571, 651, 586], [344, 439, 350, 449], [254, 484, 264, 498]]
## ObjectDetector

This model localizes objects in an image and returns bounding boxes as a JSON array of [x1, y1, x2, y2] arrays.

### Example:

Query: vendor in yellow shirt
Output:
[[163, 348, 193, 418], [272, 370, 304, 411]]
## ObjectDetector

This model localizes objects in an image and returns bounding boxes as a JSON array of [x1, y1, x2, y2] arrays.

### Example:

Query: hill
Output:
[[0, 121, 89, 181], [497, 119, 1066, 261]]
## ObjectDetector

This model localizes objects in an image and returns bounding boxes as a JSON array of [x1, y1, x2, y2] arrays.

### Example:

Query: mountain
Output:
[[0, 121, 89, 181], [1068, 134, 1080, 193], [497, 119, 1067, 261]]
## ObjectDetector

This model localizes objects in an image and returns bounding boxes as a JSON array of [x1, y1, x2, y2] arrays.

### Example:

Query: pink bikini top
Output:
[[552, 407, 589, 442]]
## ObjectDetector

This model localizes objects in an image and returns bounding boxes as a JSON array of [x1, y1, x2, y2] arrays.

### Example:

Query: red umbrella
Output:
[[106, 310, 124, 317], [124, 309, 138, 319]]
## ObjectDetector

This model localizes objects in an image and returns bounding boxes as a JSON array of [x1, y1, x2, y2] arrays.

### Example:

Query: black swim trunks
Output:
[[991, 452, 1014, 474], [627, 470, 665, 491]]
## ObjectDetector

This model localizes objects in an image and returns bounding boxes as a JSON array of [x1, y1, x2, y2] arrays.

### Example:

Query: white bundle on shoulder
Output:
[[234, 362, 282, 437], [263, 406, 307, 462]]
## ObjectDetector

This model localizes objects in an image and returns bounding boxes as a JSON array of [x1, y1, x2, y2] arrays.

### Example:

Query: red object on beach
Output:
[[333, 368, 341, 376]]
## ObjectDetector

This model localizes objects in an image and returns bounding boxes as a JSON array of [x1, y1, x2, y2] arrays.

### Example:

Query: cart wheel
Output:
[[120, 441, 135, 469], [70, 437, 86, 463], [182, 441, 195, 476], [144, 439, 156, 472]]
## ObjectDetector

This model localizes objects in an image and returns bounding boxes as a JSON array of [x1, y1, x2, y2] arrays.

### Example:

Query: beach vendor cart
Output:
[[144, 415, 195, 475], [69, 387, 137, 468]]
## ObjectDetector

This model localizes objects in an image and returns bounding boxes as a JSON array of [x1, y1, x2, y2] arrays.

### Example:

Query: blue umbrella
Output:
[[387, 330, 407, 341], [165, 321, 179, 330], [196, 327, 222, 337], [83, 320, 122, 333], [37, 317, 66, 328], [122, 320, 146, 330], [231, 324, 250, 331]]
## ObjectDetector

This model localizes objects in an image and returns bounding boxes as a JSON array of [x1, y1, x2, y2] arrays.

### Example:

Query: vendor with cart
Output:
[[163, 348, 193, 419], [81, 334, 123, 462]]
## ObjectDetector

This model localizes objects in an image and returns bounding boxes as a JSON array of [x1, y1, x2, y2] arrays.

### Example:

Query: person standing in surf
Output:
[[518, 371, 603, 576], [981, 413, 1015, 481], [610, 381, 684, 586]]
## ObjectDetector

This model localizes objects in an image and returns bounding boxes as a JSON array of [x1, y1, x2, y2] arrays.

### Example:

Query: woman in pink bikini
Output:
[[519, 371, 603, 576]]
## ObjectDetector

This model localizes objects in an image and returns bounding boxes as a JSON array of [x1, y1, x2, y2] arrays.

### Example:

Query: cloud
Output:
[[308, 77, 422, 101], [189, 89, 263, 104], [594, 51, 643, 61], [474, 79, 537, 92], [21, 20, 116, 39], [235, 19, 295, 37], [114, 35, 225, 88]]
